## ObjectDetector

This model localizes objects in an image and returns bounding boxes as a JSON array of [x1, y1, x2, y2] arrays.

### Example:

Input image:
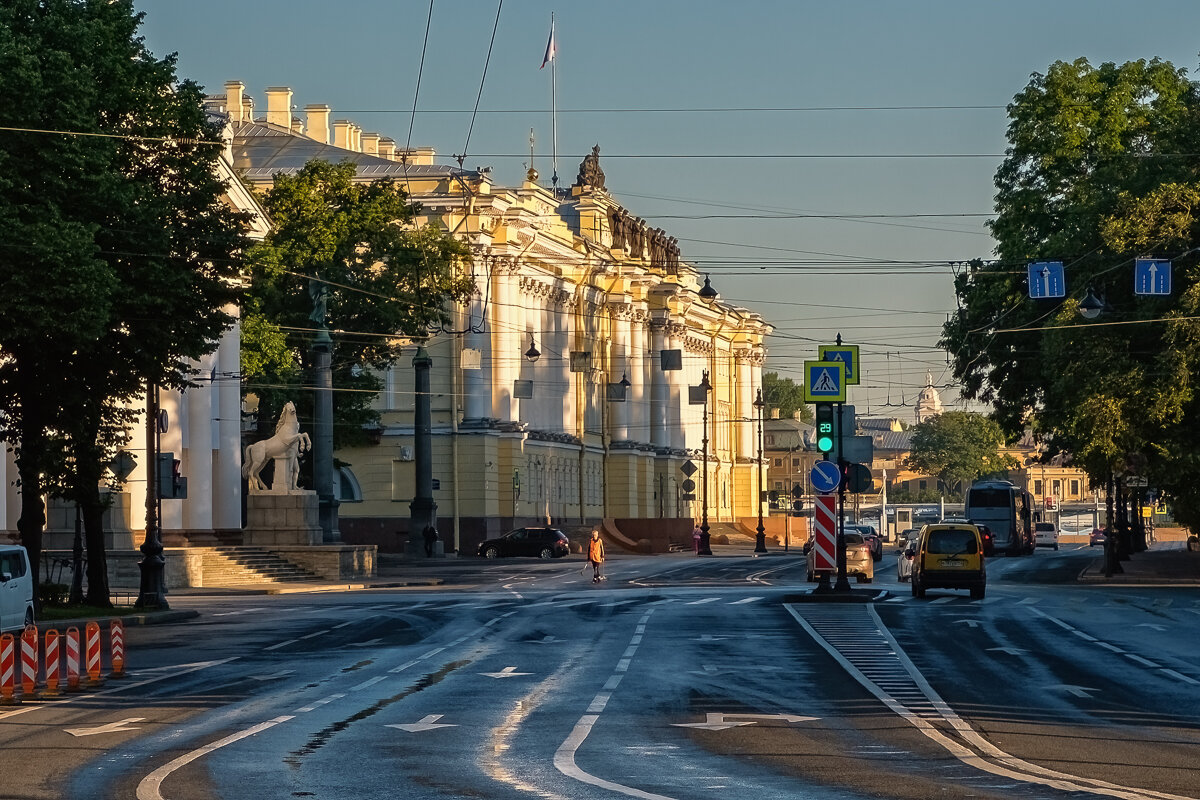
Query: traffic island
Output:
[[782, 589, 891, 603]]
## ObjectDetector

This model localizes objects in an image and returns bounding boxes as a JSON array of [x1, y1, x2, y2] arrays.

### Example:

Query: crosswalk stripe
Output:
[[728, 597, 763, 605], [685, 597, 721, 605]]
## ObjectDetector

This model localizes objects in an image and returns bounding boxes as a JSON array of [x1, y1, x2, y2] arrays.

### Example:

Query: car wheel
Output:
[[1053, 544, 1059, 551], [970, 584, 985, 600], [484, 546, 500, 559], [539, 547, 553, 559], [24, 607, 34, 628], [913, 578, 925, 598]]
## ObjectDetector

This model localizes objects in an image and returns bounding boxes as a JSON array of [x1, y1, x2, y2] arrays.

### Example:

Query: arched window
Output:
[[334, 467, 362, 503]]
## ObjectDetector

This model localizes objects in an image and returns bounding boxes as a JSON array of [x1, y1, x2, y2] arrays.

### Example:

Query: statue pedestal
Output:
[[243, 491, 322, 546]]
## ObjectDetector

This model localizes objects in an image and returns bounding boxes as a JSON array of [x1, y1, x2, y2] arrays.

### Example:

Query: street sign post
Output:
[[1028, 261, 1066, 299], [818, 344, 860, 386], [1134, 258, 1171, 296], [803, 361, 846, 403]]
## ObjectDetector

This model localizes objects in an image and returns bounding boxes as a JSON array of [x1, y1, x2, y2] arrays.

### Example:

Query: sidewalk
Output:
[[1077, 542, 1200, 585]]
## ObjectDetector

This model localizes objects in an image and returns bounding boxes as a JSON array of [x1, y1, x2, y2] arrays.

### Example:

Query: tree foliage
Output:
[[242, 160, 474, 453], [762, 372, 811, 422], [941, 56, 1200, 530], [906, 412, 1016, 499], [0, 0, 250, 603]]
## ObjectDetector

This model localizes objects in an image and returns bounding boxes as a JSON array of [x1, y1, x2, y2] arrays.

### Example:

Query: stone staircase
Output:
[[197, 546, 321, 587]]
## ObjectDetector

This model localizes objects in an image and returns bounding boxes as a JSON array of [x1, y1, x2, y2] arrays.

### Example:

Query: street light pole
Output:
[[698, 369, 713, 556], [753, 388, 767, 553]]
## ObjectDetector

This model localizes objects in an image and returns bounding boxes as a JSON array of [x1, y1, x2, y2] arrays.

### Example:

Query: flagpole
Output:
[[550, 11, 558, 191]]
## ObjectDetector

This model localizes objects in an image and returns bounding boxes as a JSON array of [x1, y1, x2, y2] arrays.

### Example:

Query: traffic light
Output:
[[157, 452, 188, 499], [815, 403, 835, 454]]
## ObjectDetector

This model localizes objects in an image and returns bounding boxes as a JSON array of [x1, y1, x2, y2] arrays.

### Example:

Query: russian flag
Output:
[[540, 20, 556, 69]]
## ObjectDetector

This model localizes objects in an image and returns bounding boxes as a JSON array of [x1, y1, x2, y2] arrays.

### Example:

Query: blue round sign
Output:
[[810, 461, 841, 494]]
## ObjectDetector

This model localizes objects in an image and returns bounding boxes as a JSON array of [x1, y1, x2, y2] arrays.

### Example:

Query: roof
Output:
[[871, 430, 914, 452], [231, 121, 476, 182]]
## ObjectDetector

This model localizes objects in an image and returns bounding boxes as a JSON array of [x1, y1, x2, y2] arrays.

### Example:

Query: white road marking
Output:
[[1097, 642, 1125, 653], [480, 666, 531, 679], [954, 620, 981, 628], [1017, 597, 1038, 605], [987, 647, 1027, 656], [211, 608, 266, 617], [931, 597, 956, 604], [350, 675, 388, 692], [587, 693, 611, 713], [686, 597, 720, 605], [672, 712, 817, 731], [1160, 669, 1200, 685], [603, 675, 623, 691], [263, 639, 298, 651], [622, 646, 638, 659], [1052, 684, 1099, 698], [332, 620, 357, 629], [616, 658, 630, 672], [1124, 654, 1158, 668], [1072, 631, 1098, 642], [349, 638, 384, 647], [729, 597, 763, 604], [386, 714, 456, 733], [249, 670, 295, 681], [135, 716, 294, 800], [294, 693, 344, 713], [66, 717, 145, 737], [300, 629, 329, 640]]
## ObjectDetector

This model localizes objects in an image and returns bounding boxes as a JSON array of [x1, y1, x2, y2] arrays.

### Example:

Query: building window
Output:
[[335, 467, 363, 503], [1070, 479, 1080, 497], [792, 458, 800, 468], [774, 481, 783, 491], [1033, 480, 1043, 496], [774, 458, 783, 467], [1052, 480, 1061, 496]]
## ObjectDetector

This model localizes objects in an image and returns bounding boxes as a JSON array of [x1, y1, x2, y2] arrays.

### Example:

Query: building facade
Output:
[[224, 83, 772, 554]]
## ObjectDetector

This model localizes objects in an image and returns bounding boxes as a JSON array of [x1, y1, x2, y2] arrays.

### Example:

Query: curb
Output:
[[35, 609, 199, 631]]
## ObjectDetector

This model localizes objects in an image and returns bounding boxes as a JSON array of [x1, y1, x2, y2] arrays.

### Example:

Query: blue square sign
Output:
[[1028, 261, 1066, 299], [1134, 258, 1171, 296]]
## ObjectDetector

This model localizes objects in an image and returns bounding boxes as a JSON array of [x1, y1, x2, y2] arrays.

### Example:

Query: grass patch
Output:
[[38, 605, 144, 621]]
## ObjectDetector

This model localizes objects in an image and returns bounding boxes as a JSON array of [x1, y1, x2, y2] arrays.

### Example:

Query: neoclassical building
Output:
[[223, 82, 773, 553]]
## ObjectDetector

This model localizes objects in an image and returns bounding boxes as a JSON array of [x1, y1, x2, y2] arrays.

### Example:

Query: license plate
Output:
[[940, 558, 966, 567]]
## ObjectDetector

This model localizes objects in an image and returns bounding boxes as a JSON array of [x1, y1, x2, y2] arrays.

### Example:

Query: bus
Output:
[[965, 480, 1033, 556]]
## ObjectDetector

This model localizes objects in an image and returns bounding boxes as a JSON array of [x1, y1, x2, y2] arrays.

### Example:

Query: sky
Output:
[[137, 0, 1200, 419]]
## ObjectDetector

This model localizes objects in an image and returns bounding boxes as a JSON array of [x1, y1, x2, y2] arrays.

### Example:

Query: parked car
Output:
[[807, 532, 873, 583], [477, 527, 571, 559], [0, 545, 35, 633], [897, 539, 916, 582], [1089, 528, 1108, 547], [977, 524, 995, 556], [1034, 522, 1060, 550], [911, 523, 986, 600]]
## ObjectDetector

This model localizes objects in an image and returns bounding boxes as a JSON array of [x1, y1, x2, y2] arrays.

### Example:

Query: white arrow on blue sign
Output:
[[1027, 261, 1065, 299], [810, 461, 841, 494], [1134, 258, 1171, 296]]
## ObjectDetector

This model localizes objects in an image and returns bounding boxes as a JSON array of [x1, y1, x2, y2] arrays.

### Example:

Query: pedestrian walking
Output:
[[587, 529, 605, 583], [692, 522, 702, 554], [422, 525, 438, 558]]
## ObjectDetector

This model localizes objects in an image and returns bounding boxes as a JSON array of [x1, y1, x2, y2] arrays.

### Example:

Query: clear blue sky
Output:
[[137, 0, 1200, 417]]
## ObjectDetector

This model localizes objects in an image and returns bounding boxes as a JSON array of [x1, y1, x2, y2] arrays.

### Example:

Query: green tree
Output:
[[0, 0, 250, 603], [942, 56, 1200, 532], [906, 412, 1016, 499], [762, 372, 811, 422], [242, 160, 474, 455]]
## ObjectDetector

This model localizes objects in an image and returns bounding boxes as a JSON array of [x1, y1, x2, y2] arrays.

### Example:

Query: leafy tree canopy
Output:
[[906, 412, 1017, 499], [242, 160, 474, 450], [762, 372, 811, 423]]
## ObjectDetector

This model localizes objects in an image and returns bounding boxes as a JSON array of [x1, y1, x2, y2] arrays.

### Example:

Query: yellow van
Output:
[[911, 523, 986, 600]]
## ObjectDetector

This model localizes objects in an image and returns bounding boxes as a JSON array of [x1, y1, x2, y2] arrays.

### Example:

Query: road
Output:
[[2, 543, 1198, 800]]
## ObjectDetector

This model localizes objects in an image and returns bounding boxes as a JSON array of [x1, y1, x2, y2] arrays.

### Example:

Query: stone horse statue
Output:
[[242, 401, 311, 493]]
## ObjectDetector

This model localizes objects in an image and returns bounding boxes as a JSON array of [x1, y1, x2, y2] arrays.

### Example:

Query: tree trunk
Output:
[[1103, 472, 1122, 576], [82, 485, 111, 608]]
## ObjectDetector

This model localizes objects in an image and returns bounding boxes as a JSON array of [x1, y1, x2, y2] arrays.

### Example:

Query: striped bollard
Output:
[[20, 626, 38, 698], [109, 619, 125, 678], [0, 633, 15, 704], [43, 630, 61, 697], [65, 627, 82, 692], [85, 621, 103, 688]]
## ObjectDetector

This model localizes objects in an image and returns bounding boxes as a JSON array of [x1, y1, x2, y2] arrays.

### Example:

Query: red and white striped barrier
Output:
[[109, 619, 125, 678], [20, 626, 38, 697], [85, 621, 102, 687], [65, 626, 81, 692], [0, 633, 14, 704], [812, 494, 838, 571], [43, 630, 61, 697]]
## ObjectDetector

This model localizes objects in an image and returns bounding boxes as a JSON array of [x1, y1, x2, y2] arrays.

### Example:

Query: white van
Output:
[[0, 545, 35, 633], [1034, 522, 1059, 550]]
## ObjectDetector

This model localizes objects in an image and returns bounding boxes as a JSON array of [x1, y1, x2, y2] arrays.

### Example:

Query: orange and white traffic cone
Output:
[[65, 627, 82, 693], [109, 619, 125, 679], [85, 621, 103, 688], [43, 630, 61, 698], [0, 633, 16, 705], [20, 626, 38, 698]]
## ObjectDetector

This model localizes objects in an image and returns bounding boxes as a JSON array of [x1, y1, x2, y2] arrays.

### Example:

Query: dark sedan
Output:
[[478, 527, 571, 559]]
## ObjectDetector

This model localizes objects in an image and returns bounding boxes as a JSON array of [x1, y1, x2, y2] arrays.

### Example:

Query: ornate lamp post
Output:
[[698, 369, 713, 556], [753, 387, 767, 553]]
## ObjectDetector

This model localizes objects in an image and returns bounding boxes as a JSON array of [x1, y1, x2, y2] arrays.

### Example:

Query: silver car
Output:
[[897, 539, 916, 582]]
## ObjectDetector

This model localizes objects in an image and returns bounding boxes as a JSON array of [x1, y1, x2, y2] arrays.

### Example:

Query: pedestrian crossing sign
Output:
[[803, 360, 846, 403], [818, 344, 860, 385]]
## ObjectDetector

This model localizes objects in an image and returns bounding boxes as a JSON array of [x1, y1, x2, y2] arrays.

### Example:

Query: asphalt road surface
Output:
[[3, 543, 1198, 800]]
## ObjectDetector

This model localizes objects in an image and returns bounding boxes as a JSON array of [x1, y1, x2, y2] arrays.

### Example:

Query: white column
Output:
[[463, 263, 491, 422], [631, 317, 648, 445], [492, 263, 518, 423], [649, 318, 669, 450], [213, 307, 243, 532], [183, 355, 215, 533], [610, 310, 631, 442], [668, 326, 686, 452], [737, 354, 754, 459]]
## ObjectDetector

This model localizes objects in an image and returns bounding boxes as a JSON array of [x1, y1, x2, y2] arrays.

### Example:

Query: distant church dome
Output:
[[916, 371, 943, 423]]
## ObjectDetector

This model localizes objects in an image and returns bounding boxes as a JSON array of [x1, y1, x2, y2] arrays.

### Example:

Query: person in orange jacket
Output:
[[587, 529, 605, 583]]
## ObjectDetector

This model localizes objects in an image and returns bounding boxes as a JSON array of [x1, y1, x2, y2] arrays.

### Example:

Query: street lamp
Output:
[[698, 369, 713, 556], [524, 334, 541, 363], [753, 388, 767, 553], [1079, 288, 1105, 320], [698, 274, 719, 304]]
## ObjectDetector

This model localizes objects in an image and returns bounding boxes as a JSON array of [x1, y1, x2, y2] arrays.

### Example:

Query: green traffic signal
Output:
[[815, 403, 835, 453]]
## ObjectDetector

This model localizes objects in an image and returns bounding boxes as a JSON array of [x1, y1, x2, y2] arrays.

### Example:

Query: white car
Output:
[[1034, 522, 1059, 550], [0, 545, 35, 633]]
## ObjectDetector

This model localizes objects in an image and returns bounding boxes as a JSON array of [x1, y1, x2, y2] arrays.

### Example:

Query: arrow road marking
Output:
[[480, 666, 532, 679], [672, 712, 818, 731], [249, 670, 295, 681], [386, 714, 457, 733], [1052, 684, 1099, 698], [66, 717, 145, 737]]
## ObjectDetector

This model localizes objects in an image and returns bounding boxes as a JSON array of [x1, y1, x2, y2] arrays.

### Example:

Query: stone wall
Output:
[[267, 545, 375, 580]]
